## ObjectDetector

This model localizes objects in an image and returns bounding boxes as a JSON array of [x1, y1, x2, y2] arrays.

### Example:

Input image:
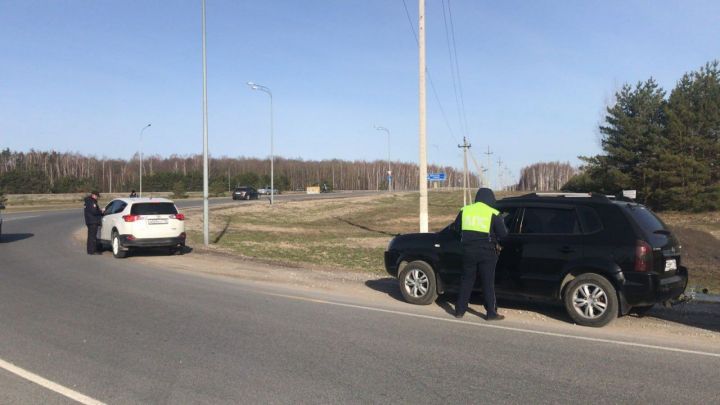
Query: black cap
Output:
[[91, 190, 101, 197]]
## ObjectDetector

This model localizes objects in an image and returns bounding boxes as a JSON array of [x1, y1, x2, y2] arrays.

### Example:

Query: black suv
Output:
[[232, 186, 259, 201], [384, 193, 688, 327]]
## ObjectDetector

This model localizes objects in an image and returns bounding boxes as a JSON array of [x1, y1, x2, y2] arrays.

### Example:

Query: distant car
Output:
[[384, 193, 689, 327], [99, 198, 186, 258], [232, 186, 260, 200], [257, 186, 279, 195]]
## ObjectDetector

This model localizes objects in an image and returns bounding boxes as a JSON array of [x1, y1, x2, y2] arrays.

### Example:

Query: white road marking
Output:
[[261, 291, 720, 359], [3, 215, 39, 221], [0, 357, 105, 405]]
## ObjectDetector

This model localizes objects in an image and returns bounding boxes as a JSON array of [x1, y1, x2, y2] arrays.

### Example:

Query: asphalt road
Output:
[[1, 194, 719, 404]]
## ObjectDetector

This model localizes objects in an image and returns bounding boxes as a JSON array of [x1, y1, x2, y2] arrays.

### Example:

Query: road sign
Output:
[[427, 173, 446, 181]]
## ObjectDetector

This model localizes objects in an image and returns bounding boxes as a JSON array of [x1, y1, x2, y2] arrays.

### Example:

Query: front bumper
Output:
[[621, 266, 688, 306], [384, 250, 399, 277], [119, 235, 186, 248]]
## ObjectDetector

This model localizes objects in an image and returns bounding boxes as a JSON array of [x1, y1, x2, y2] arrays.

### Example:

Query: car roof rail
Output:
[[512, 192, 612, 202]]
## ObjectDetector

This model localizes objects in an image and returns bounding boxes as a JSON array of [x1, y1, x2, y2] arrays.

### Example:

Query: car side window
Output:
[[519, 207, 581, 235], [104, 201, 116, 214], [500, 207, 520, 234], [106, 200, 123, 215], [577, 206, 603, 234], [115, 202, 127, 214]]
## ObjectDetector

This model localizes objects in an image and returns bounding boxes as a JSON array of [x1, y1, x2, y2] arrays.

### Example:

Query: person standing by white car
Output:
[[83, 191, 103, 255]]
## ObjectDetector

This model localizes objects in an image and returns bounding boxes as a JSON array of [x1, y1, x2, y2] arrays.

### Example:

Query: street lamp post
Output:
[[139, 123, 151, 197], [374, 126, 392, 192], [247, 81, 274, 205]]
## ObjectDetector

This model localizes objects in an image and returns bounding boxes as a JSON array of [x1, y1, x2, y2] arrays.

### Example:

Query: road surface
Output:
[[1, 194, 718, 404]]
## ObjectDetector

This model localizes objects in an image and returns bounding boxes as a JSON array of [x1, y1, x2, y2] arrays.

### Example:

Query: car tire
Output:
[[111, 231, 128, 259], [563, 273, 618, 327], [398, 260, 438, 305]]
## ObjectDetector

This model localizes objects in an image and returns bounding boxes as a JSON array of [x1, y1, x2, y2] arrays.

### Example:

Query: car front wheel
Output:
[[563, 273, 618, 327], [398, 260, 438, 305]]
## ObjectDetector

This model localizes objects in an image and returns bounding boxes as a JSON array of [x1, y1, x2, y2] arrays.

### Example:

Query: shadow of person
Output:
[[0, 233, 34, 243]]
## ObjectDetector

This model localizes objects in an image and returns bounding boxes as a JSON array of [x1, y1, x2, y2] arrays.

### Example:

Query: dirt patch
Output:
[[670, 227, 720, 293]]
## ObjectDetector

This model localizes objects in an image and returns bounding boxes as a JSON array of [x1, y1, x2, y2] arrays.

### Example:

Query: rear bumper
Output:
[[120, 235, 185, 248], [621, 266, 688, 306]]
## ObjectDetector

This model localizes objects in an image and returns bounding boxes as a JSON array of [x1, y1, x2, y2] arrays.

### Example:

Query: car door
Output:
[[494, 206, 522, 292], [436, 222, 463, 289], [101, 200, 127, 241], [510, 205, 584, 298], [100, 201, 118, 241]]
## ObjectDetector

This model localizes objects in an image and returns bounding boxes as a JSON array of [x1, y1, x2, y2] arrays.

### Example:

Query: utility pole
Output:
[[418, 0, 428, 232], [497, 158, 503, 191], [458, 137, 471, 206], [484, 145, 493, 190], [201, 0, 210, 246], [227, 168, 231, 193], [109, 165, 112, 194]]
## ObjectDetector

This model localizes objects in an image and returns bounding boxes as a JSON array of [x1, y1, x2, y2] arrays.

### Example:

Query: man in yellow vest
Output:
[[454, 188, 508, 320]]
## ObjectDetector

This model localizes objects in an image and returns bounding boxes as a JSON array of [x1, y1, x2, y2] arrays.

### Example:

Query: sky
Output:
[[1, 0, 719, 187]]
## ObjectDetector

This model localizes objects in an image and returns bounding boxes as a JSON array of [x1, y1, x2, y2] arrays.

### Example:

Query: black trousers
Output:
[[455, 245, 498, 316], [86, 224, 99, 254]]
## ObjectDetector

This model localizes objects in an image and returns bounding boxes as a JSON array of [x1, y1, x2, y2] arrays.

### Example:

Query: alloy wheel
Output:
[[403, 268, 429, 298], [572, 283, 608, 319]]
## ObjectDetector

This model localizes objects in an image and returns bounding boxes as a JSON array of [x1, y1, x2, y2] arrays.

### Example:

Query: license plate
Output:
[[148, 219, 168, 225], [665, 259, 677, 272]]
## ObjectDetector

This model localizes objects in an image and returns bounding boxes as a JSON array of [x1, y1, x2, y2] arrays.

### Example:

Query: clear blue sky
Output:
[[1, 1, 719, 185]]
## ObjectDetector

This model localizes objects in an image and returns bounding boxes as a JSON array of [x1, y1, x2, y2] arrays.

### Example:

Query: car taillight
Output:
[[123, 215, 141, 222], [635, 240, 653, 272], [172, 213, 185, 220]]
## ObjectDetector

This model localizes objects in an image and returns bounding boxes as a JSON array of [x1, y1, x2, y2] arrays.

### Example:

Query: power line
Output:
[[401, 0, 460, 145], [446, 0, 471, 138]]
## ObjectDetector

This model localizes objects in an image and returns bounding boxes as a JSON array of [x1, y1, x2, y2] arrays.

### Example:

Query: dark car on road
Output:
[[232, 186, 260, 201], [384, 193, 689, 327]]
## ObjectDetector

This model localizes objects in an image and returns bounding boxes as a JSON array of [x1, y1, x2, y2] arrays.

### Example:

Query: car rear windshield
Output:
[[130, 202, 178, 215], [622, 204, 670, 244]]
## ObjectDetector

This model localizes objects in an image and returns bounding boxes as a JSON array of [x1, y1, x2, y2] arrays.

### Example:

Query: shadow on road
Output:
[[627, 303, 720, 333], [365, 277, 573, 323], [103, 245, 194, 257], [0, 233, 34, 243], [335, 218, 396, 236]]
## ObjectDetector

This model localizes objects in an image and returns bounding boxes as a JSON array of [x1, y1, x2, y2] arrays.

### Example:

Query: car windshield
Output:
[[131, 202, 177, 215]]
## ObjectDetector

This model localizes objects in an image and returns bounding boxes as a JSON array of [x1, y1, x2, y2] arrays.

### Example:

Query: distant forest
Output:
[[0, 149, 479, 194]]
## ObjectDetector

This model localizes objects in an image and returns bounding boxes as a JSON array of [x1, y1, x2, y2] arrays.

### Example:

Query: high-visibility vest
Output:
[[461, 202, 499, 233]]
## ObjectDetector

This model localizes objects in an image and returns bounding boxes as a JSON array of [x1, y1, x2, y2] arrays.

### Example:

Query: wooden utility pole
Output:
[[418, 0, 428, 232], [458, 137, 471, 205], [484, 146, 493, 190]]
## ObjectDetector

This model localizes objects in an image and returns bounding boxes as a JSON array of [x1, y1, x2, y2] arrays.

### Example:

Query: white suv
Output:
[[99, 198, 186, 258]]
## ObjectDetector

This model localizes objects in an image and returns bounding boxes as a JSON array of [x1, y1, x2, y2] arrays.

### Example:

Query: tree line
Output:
[[516, 162, 578, 192], [563, 61, 720, 211], [0, 148, 478, 194]]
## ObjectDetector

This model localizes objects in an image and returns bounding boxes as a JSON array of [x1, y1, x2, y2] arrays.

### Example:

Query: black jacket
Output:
[[454, 188, 508, 245], [84, 196, 103, 225]]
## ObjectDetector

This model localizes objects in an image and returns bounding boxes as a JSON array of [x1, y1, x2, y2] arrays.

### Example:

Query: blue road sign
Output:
[[427, 173, 446, 181]]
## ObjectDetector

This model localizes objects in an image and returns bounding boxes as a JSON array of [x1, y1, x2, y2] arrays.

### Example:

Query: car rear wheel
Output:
[[563, 273, 618, 327], [398, 261, 438, 305], [112, 231, 128, 259]]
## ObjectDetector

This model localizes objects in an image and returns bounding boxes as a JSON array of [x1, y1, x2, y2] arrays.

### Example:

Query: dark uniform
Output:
[[84, 192, 103, 254], [454, 188, 508, 320]]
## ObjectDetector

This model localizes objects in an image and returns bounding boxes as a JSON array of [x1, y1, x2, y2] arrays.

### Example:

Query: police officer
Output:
[[84, 191, 103, 254], [454, 188, 508, 320]]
